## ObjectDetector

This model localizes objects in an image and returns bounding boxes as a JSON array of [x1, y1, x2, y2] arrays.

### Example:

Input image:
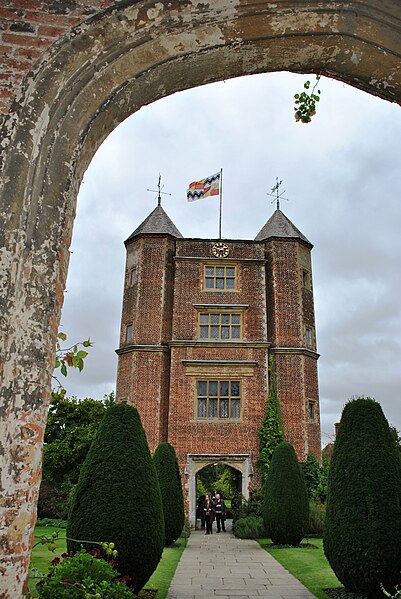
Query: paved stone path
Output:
[[167, 530, 316, 599]]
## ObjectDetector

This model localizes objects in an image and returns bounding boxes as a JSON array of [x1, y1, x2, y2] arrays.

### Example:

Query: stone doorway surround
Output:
[[185, 454, 253, 526]]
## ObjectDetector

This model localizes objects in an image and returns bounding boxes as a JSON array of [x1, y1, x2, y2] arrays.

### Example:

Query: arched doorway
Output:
[[1, 1, 401, 595], [195, 463, 242, 529], [185, 454, 253, 526]]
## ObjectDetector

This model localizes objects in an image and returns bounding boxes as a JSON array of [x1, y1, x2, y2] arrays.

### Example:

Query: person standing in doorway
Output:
[[214, 493, 227, 532], [203, 494, 215, 535]]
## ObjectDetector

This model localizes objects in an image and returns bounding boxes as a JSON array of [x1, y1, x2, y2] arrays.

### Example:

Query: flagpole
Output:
[[218, 168, 223, 239]]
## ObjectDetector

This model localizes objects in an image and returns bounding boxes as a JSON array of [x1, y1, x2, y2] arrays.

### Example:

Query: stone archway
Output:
[[1, 1, 401, 595], [185, 454, 253, 526]]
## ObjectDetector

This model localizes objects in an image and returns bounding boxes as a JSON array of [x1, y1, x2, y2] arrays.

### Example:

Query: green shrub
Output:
[[231, 488, 264, 521], [262, 442, 309, 545], [37, 550, 134, 598], [233, 516, 265, 539], [307, 501, 325, 535], [153, 442, 185, 546], [67, 403, 164, 593], [35, 518, 67, 528], [324, 397, 401, 598]]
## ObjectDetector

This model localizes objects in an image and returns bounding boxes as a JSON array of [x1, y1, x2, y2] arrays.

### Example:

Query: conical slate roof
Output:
[[255, 209, 311, 246], [125, 205, 183, 244]]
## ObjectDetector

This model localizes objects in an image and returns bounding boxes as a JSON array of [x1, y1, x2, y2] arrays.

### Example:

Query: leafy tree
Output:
[[153, 442, 185, 546], [324, 397, 401, 597], [258, 359, 285, 483], [197, 464, 237, 498], [38, 393, 114, 519], [67, 403, 164, 593], [43, 393, 114, 485], [262, 442, 309, 545]]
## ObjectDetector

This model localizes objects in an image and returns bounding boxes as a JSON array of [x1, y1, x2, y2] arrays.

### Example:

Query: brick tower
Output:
[[116, 202, 321, 522]]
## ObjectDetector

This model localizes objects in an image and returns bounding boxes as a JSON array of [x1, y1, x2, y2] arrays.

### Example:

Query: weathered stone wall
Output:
[[1, 1, 400, 596]]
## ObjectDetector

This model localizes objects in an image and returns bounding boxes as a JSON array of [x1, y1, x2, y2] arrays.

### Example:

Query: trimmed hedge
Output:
[[233, 515, 265, 539], [262, 442, 309, 545], [67, 403, 164, 593], [153, 442, 185, 546], [324, 397, 401, 598]]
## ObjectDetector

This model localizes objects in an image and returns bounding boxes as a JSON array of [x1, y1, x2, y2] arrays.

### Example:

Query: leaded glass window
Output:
[[196, 380, 241, 420]]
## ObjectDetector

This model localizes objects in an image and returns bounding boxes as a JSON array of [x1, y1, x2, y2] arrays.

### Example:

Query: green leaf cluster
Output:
[[37, 550, 134, 598], [258, 384, 285, 484], [262, 442, 309, 545], [324, 397, 401, 598], [67, 403, 164, 593], [153, 442, 185, 546], [53, 332, 92, 399], [294, 75, 321, 123]]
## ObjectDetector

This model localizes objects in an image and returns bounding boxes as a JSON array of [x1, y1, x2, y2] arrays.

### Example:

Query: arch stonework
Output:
[[186, 454, 253, 526], [0, 1, 400, 595]]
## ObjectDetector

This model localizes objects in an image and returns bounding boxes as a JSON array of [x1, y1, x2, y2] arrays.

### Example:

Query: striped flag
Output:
[[187, 172, 221, 201]]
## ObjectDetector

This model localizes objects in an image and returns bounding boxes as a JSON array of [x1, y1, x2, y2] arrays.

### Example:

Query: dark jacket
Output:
[[214, 498, 226, 517], [202, 498, 215, 521]]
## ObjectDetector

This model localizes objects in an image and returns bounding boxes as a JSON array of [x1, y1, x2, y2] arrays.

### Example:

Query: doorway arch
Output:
[[185, 454, 253, 526], [1, 1, 401, 595]]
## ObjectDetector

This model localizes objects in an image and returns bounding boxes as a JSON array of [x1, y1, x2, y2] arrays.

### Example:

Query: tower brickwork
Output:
[[116, 202, 321, 519]]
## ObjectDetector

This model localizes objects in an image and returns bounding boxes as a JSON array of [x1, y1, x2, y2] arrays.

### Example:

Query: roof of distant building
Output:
[[125, 205, 183, 243], [255, 209, 312, 246]]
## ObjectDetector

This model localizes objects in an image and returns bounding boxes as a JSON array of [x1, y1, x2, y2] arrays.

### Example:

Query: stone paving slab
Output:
[[166, 531, 316, 599]]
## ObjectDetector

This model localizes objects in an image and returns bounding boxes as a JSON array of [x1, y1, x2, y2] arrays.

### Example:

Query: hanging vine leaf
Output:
[[294, 75, 321, 123]]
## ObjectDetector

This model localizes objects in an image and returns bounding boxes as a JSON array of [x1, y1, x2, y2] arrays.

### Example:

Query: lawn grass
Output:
[[143, 537, 187, 599], [28, 526, 67, 596], [258, 537, 342, 599], [28, 526, 186, 598]]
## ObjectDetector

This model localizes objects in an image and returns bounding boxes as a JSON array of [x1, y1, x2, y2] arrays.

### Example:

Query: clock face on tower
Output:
[[211, 242, 230, 258]]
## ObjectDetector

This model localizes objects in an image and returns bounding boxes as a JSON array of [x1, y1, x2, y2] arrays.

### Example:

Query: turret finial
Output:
[[267, 177, 289, 210], [147, 174, 172, 207]]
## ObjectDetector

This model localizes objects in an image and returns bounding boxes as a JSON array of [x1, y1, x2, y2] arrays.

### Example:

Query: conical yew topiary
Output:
[[324, 397, 401, 598], [153, 442, 185, 546], [262, 441, 309, 545], [67, 403, 164, 593]]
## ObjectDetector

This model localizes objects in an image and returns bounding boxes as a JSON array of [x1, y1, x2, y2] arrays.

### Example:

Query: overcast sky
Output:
[[60, 71, 401, 446]]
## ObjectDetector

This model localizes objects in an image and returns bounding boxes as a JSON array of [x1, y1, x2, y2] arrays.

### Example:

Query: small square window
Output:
[[203, 265, 236, 291], [197, 312, 242, 340], [196, 380, 241, 421], [125, 324, 133, 342], [129, 268, 137, 286], [302, 269, 310, 288]]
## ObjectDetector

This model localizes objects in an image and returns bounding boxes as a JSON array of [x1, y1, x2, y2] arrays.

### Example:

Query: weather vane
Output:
[[147, 174, 172, 207], [267, 177, 289, 210]]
